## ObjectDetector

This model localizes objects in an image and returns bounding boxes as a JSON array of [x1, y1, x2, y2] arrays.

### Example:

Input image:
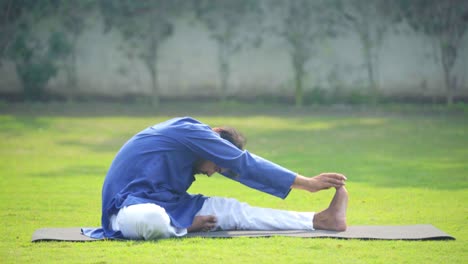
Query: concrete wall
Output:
[[1, 15, 467, 101]]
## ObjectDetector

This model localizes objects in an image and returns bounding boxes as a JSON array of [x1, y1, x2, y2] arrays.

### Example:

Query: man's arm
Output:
[[178, 124, 296, 198], [177, 121, 346, 197]]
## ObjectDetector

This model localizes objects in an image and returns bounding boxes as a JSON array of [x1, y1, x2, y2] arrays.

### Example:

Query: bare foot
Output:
[[313, 187, 348, 231], [187, 215, 217, 232]]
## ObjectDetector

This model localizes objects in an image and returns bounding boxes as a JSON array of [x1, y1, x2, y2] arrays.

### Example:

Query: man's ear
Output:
[[212, 127, 222, 134]]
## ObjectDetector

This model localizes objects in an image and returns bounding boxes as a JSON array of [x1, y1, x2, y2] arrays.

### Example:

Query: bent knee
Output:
[[116, 203, 172, 240]]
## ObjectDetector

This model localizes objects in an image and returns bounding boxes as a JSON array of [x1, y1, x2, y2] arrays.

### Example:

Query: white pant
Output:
[[111, 197, 315, 240], [111, 203, 187, 240]]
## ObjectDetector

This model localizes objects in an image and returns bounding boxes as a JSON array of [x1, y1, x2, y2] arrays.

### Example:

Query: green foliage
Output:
[[346, 90, 371, 105], [55, 0, 95, 35], [15, 60, 56, 100], [53, 0, 96, 99], [272, 0, 338, 107], [195, 0, 263, 101], [8, 31, 72, 100], [98, 0, 186, 107], [48, 31, 72, 60], [1, 0, 75, 101], [195, 0, 262, 52], [1, 0, 61, 57], [303, 86, 327, 105], [302, 86, 372, 105], [333, 0, 397, 105], [395, 0, 468, 105]]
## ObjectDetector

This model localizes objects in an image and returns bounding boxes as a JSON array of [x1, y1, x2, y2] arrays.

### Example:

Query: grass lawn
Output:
[[0, 102, 467, 263]]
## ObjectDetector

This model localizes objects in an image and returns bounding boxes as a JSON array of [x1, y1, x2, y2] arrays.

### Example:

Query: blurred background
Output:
[[0, 0, 467, 107]]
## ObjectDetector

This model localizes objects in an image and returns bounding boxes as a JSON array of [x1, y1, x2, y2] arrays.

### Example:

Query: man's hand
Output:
[[292, 173, 347, 193], [309, 173, 347, 192], [187, 215, 217, 232]]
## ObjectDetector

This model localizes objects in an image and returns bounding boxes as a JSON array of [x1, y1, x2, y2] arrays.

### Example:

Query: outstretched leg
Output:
[[190, 188, 348, 233], [312, 186, 348, 231], [192, 197, 314, 231]]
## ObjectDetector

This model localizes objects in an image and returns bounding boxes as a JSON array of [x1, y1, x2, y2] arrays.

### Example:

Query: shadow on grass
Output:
[[344, 166, 468, 190], [2, 101, 280, 117], [250, 124, 468, 190], [28, 154, 467, 191], [4, 101, 465, 118], [58, 138, 125, 153], [0, 115, 51, 133], [4, 103, 466, 191], [49, 120, 468, 190], [34, 165, 107, 178]]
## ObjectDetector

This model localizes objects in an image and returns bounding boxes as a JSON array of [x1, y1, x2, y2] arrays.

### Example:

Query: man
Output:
[[84, 117, 348, 240]]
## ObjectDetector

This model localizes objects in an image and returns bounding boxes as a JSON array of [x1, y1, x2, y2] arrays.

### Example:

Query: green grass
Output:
[[1, 102, 467, 263]]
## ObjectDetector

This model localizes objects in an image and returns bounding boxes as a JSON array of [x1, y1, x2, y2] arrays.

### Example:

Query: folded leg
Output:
[[111, 203, 187, 240]]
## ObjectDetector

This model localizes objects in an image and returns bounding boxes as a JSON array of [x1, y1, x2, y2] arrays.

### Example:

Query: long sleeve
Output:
[[172, 120, 296, 199]]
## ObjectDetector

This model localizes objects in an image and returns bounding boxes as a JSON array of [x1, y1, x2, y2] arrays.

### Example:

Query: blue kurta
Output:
[[84, 117, 296, 239]]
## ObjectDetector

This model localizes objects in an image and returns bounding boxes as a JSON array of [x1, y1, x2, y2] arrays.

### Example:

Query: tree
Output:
[[0, 0, 21, 63], [194, 0, 262, 101], [99, 0, 185, 107], [334, 0, 396, 105], [53, 0, 95, 101], [396, 0, 468, 105], [0, 0, 50, 63], [1, 0, 65, 100], [271, 0, 336, 106], [10, 31, 70, 100]]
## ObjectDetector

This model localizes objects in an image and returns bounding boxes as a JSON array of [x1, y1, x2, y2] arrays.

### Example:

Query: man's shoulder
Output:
[[175, 116, 202, 125], [157, 116, 202, 127], [151, 117, 211, 135]]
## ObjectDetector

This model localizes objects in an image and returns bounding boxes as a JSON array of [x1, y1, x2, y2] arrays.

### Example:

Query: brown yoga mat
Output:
[[31, 225, 454, 242]]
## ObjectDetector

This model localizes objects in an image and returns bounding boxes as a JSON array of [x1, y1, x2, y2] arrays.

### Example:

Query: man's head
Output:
[[212, 126, 246, 150], [194, 126, 246, 177]]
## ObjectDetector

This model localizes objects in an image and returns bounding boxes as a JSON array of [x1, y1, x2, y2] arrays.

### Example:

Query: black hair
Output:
[[217, 126, 246, 150]]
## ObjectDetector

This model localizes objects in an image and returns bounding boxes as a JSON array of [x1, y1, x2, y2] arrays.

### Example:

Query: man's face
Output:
[[196, 160, 224, 177]]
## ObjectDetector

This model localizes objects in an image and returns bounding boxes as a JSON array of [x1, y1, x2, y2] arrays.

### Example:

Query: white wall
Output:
[[1, 15, 467, 100]]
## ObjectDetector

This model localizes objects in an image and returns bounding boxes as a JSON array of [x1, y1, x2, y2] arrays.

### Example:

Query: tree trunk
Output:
[[442, 62, 454, 106], [294, 66, 304, 107], [147, 37, 160, 107], [292, 50, 305, 107], [66, 44, 78, 102], [362, 36, 378, 105], [148, 61, 159, 107], [440, 42, 454, 106], [218, 40, 230, 102]]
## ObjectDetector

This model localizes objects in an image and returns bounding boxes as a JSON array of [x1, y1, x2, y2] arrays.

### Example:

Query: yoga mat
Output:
[[32, 225, 454, 242]]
